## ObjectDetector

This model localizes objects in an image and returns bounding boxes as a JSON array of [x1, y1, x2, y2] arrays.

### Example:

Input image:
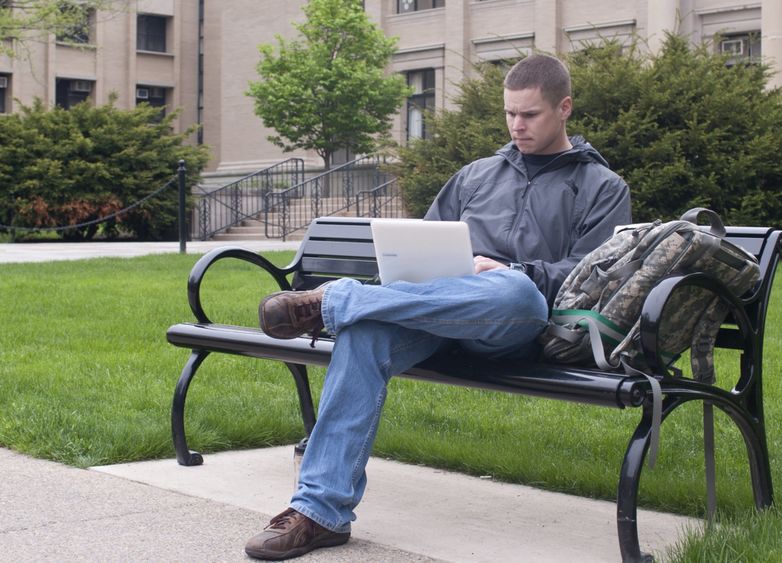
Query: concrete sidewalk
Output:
[[0, 240, 300, 264], [0, 447, 432, 562], [1, 445, 696, 562]]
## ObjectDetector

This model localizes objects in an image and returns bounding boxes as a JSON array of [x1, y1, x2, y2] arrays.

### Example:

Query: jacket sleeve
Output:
[[525, 176, 632, 307], [423, 170, 464, 221]]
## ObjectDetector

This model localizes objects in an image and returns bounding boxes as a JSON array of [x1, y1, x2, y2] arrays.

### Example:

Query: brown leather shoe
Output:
[[259, 283, 330, 346], [244, 508, 350, 560]]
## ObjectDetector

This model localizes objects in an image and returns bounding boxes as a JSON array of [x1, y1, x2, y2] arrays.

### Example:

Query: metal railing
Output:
[[355, 178, 403, 218], [192, 157, 304, 240], [263, 154, 395, 240]]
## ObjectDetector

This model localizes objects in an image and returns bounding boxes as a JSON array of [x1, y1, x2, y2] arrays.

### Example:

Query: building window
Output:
[[398, 0, 444, 14], [719, 32, 761, 66], [137, 14, 167, 52], [406, 69, 435, 140], [56, 4, 94, 44], [55, 78, 93, 109], [136, 85, 168, 120], [0, 74, 8, 113]]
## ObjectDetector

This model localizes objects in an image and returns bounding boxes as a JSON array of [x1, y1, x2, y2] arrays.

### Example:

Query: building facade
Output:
[[1, 0, 780, 178], [0, 0, 199, 139]]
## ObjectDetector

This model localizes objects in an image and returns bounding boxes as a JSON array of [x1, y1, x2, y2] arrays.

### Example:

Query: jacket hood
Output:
[[496, 135, 611, 172]]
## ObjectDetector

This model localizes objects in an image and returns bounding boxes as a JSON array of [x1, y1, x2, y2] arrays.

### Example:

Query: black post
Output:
[[177, 160, 187, 254]]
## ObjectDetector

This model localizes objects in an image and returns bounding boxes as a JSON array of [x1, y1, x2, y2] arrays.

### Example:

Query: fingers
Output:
[[473, 255, 508, 274]]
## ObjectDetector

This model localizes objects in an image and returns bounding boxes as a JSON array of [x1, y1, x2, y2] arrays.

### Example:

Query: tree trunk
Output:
[[321, 151, 332, 198]]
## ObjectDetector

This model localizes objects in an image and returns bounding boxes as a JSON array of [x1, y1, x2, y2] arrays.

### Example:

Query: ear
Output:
[[559, 96, 573, 120]]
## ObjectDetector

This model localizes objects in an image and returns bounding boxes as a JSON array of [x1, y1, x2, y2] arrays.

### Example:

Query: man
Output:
[[245, 53, 631, 560]]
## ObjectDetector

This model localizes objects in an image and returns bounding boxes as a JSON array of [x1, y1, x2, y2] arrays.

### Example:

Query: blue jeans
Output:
[[289, 269, 548, 532]]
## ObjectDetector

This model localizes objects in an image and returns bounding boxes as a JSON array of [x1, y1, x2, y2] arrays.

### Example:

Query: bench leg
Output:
[[171, 350, 209, 466], [284, 362, 317, 437], [619, 390, 775, 563], [732, 399, 774, 512], [617, 402, 655, 563]]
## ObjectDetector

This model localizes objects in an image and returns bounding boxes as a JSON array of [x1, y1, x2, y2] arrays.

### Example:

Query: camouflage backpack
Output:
[[540, 208, 760, 381]]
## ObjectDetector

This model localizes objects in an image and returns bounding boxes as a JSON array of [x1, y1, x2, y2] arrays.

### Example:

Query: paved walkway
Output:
[[0, 240, 300, 264], [0, 240, 699, 561], [2, 446, 696, 562]]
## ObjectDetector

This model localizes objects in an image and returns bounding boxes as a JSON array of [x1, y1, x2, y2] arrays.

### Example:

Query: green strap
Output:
[[551, 309, 626, 346], [551, 309, 678, 366]]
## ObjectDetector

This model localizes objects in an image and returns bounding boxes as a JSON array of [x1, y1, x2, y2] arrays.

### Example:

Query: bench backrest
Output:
[[290, 217, 378, 290], [289, 217, 781, 348], [721, 226, 781, 350]]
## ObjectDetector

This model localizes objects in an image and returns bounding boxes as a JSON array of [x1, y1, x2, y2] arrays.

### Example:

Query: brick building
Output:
[[1, 0, 779, 179]]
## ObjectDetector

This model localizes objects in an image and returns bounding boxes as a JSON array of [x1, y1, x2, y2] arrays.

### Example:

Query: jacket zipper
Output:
[[505, 151, 575, 253]]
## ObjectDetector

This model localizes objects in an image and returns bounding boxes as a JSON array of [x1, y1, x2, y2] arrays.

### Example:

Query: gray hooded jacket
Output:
[[424, 136, 631, 307]]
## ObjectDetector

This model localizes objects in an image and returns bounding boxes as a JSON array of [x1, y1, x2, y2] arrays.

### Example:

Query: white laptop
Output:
[[370, 219, 475, 284]]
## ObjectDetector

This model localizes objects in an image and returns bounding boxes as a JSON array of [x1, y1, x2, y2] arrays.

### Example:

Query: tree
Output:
[[0, 0, 124, 58], [246, 0, 410, 170], [396, 35, 782, 227], [0, 96, 209, 240]]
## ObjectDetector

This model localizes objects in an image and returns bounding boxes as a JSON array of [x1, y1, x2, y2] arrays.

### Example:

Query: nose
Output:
[[511, 115, 525, 131]]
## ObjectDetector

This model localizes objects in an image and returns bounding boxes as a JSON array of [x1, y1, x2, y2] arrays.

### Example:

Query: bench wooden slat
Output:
[[299, 256, 379, 277], [725, 236, 764, 256], [300, 240, 376, 258], [304, 219, 373, 241]]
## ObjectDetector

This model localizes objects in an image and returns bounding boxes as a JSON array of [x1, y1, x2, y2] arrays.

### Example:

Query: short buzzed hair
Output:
[[503, 53, 572, 107]]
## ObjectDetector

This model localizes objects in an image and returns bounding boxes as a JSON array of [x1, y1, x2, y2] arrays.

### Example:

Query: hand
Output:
[[473, 255, 509, 274]]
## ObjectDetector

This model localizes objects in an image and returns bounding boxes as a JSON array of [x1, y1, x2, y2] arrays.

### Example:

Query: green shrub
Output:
[[0, 97, 210, 240], [569, 35, 782, 226], [396, 35, 782, 227]]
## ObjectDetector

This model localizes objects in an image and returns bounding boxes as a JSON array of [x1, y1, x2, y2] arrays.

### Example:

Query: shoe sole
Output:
[[245, 533, 350, 560]]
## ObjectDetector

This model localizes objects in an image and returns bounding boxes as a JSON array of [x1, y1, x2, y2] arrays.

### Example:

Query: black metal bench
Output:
[[167, 216, 781, 562]]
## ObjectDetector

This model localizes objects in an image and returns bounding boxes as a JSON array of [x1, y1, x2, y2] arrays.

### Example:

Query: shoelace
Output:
[[308, 325, 324, 348], [292, 299, 324, 348], [266, 509, 300, 530]]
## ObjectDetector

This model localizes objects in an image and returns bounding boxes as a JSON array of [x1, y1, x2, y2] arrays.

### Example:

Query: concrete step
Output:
[[212, 230, 305, 242], [224, 226, 266, 235]]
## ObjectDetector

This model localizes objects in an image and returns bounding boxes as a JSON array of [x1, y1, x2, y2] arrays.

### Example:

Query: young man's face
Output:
[[504, 87, 572, 155]]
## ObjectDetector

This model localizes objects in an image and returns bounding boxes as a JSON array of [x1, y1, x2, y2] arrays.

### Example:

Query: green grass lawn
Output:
[[0, 251, 780, 560]]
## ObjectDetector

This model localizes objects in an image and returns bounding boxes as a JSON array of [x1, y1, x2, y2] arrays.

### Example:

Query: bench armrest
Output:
[[187, 246, 295, 324], [639, 272, 756, 384]]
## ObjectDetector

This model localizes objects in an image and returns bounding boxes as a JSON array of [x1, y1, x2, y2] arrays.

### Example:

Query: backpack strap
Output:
[[680, 207, 727, 238], [549, 313, 663, 469], [579, 259, 644, 299], [618, 359, 663, 469], [703, 401, 717, 520], [549, 310, 627, 363], [689, 299, 726, 383]]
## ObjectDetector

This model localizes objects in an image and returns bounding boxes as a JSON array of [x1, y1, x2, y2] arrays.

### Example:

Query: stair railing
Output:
[[354, 178, 402, 218], [192, 157, 304, 240], [264, 154, 394, 240]]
